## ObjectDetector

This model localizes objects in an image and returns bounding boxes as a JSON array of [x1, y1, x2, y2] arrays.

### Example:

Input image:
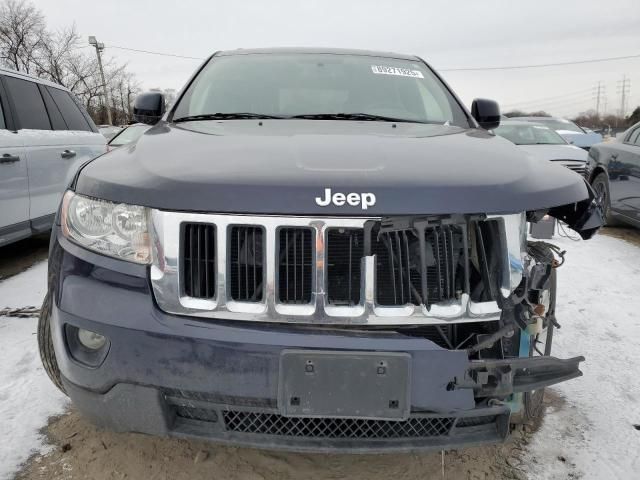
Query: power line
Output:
[[108, 45, 204, 60], [549, 98, 600, 114], [503, 94, 595, 112], [534, 94, 595, 107], [533, 97, 595, 110], [90, 44, 640, 72], [439, 53, 640, 72], [502, 88, 593, 108], [505, 96, 596, 115]]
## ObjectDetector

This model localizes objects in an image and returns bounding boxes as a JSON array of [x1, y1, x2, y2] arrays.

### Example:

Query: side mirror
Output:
[[133, 92, 166, 125], [471, 98, 500, 130]]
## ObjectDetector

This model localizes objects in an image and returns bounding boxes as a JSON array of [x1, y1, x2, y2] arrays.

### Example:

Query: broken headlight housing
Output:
[[61, 191, 151, 264]]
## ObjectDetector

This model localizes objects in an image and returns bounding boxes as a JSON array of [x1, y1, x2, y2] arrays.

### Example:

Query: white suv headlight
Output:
[[61, 191, 151, 264]]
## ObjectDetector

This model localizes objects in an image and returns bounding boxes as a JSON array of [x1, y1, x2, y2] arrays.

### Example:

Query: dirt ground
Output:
[[0, 234, 49, 281], [600, 225, 640, 247], [14, 393, 568, 480]]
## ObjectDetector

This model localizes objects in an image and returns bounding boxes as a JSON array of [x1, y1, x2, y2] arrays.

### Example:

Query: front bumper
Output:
[[50, 228, 583, 453], [61, 379, 512, 453]]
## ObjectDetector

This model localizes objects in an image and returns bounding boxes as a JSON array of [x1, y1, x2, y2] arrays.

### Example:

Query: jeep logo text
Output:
[[315, 188, 376, 210]]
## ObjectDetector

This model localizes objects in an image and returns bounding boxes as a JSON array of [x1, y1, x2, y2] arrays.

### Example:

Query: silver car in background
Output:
[[511, 116, 602, 151], [0, 68, 106, 246], [495, 120, 588, 176]]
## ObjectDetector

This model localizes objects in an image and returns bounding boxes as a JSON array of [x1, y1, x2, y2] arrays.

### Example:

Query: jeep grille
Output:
[[151, 212, 520, 325]]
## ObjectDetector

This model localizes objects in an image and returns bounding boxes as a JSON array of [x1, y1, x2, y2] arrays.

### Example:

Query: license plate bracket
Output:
[[278, 350, 411, 420]]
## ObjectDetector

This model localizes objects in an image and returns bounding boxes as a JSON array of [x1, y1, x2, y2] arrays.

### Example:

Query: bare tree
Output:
[[626, 106, 640, 126], [0, 0, 148, 125], [0, 0, 45, 73], [32, 24, 80, 85], [504, 110, 551, 118]]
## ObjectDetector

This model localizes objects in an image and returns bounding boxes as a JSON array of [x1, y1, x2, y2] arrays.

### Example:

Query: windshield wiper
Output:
[[173, 113, 285, 122], [287, 113, 430, 124], [174, 112, 437, 124]]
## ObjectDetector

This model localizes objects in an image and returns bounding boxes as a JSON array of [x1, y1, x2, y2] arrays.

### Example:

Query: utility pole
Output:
[[88, 36, 112, 125], [593, 81, 603, 116], [616, 74, 631, 120]]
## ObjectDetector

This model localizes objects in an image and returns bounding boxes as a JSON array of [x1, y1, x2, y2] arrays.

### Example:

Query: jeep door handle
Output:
[[61, 149, 76, 159], [0, 153, 20, 164]]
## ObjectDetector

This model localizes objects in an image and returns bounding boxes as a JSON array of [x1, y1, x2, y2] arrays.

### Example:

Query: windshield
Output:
[[172, 53, 469, 126], [495, 124, 567, 145], [525, 118, 584, 133], [109, 125, 150, 146]]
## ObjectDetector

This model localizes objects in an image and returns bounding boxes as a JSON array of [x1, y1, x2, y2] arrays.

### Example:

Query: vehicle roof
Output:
[[510, 116, 572, 122], [0, 66, 69, 91], [499, 120, 552, 127], [216, 47, 420, 61]]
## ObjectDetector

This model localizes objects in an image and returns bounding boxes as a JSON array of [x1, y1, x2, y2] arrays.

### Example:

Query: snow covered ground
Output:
[[523, 233, 640, 479], [0, 232, 638, 479], [0, 261, 68, 480]]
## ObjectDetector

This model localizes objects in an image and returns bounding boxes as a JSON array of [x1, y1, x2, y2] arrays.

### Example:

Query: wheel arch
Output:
[[588, 165, 608, 184]]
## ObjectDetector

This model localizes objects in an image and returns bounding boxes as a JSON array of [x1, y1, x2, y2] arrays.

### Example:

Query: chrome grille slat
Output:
[[182, 223, 216, 299], [229, 226, 264, 302], [150, 212, 511, 325], [279, 228, 313, 304], [434, 227, 443, 300], [326, 228, 363, 306]]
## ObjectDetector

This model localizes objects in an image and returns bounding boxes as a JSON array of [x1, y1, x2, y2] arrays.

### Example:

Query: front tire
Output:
[[592, 172, 622, 226], [37, 293, 66, 394]]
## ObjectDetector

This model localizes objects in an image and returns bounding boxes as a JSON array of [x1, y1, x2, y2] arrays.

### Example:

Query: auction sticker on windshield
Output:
[[371, 65, 424, 78]]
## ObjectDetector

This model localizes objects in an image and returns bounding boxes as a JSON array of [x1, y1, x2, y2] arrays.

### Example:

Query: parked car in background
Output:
[[495, 120, 588, 176], [0, 67, 106, 247], [107, 123, 151, 150], [98, 124, 122, 141], [512, 116, 602, 151], [586, 121, 640, 228]]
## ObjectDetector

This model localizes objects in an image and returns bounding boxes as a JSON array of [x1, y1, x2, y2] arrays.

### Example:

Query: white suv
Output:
[[0, 68, 106, 246]]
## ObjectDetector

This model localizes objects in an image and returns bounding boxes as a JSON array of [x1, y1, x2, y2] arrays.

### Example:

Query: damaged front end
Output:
[[141, 180, 603, 447], [362, 186, 602, 425]]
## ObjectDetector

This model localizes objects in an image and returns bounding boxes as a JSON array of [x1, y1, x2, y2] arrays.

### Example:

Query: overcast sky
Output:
[[33, 0, 640, 117]]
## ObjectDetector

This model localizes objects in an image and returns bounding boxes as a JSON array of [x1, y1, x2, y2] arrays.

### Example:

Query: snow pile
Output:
[[0, 261, 69, 480], [524, 233, 640, 479]]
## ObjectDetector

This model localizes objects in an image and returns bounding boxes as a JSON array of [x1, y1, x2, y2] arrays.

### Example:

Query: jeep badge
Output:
[[315, 188, 376, 210]]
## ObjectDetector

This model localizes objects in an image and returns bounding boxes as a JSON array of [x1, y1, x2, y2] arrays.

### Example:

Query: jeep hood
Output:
[[75, 120, 602, 238]]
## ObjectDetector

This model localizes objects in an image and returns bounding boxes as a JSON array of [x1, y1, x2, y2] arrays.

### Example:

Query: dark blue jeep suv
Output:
[[39, 47, 602, 453]]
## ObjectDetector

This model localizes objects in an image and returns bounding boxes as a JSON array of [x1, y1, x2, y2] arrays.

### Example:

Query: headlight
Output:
[[61, 191, 151, 264]]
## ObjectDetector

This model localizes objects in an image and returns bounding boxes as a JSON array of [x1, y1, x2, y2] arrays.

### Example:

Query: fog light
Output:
[[77, 329, 107, 350]]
